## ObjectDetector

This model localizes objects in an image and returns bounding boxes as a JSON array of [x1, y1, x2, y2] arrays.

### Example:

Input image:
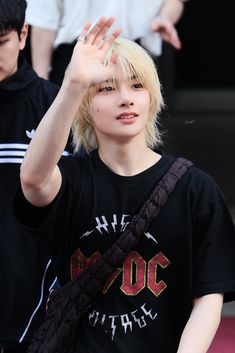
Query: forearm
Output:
[[20, 79, 87, 204], [31, 26, 57, 79], [21, 16, 121, 206], [159, 0, 184, 24], [177, 293, 223, 353]]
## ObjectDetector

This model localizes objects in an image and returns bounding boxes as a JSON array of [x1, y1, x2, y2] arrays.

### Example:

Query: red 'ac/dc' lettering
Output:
[[70, 249, 171, 296], [70, 249, 101, 279], [121, 251, 146, 295]]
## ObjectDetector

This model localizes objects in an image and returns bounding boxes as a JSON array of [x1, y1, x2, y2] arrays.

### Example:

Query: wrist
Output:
[[154, 14, 169, 22], [61, 76, 89, 96]]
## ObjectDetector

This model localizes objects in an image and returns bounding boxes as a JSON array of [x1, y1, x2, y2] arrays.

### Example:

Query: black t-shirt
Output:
[[15, 150, 235, 353]]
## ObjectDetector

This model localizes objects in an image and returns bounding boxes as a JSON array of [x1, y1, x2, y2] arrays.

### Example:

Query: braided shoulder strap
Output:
[[28, 157, 193, 353]]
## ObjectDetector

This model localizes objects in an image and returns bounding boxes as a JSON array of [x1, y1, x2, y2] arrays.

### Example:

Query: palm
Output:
[[66, 17, 121, 87], [70, 44, 114, 85]]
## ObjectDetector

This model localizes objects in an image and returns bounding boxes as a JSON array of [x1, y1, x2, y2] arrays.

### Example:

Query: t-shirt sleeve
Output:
[[192, 180, 235, 302], [13, 156, 79, 258]]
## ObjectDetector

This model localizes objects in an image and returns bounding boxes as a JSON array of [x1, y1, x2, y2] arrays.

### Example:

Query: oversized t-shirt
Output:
[[15, 150, 235, 353]]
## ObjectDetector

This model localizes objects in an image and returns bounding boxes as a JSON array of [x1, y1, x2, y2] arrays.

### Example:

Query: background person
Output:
[[26, 0, 187, 85], [0, 0, 71, 351]]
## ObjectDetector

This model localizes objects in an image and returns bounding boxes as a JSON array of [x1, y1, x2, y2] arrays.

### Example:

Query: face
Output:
[[89, 66, 151, 146], [0, 24, 28, 82]]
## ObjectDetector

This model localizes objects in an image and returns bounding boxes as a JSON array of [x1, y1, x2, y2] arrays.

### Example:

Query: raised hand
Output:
[[66, 16, 122, 88]]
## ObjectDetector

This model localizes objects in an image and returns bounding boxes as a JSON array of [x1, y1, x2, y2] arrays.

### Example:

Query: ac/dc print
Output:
[[70, 213, 171, 340]]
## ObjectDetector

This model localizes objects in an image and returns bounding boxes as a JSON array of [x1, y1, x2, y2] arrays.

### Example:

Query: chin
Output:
[[111, 130, 146, 142]]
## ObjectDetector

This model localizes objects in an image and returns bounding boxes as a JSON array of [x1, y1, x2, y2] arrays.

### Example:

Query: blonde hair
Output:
[[72, 37, 164, 152]]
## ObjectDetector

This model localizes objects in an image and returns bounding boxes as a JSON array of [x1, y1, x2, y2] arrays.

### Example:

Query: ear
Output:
[[19, 23, 28, 50]]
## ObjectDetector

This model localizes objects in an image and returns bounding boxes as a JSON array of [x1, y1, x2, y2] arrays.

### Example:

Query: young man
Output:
[[15, 17, 235, 353], [0, 0, 71, 352]]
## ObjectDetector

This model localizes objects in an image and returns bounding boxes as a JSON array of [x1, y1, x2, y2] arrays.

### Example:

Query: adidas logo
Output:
[[26, 129, 35, 139]]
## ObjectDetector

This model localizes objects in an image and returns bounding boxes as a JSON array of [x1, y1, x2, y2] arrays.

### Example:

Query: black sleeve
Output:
[[14, 184, 58, 228], [13, 156, 80, 257], [192, 186, 235, 302]]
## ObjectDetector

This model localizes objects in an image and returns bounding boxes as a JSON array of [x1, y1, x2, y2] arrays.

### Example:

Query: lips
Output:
[[116, 112, 138, 120]]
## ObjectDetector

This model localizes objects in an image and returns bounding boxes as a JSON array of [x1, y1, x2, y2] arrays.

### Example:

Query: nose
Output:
[[118, 85, 134, 107]]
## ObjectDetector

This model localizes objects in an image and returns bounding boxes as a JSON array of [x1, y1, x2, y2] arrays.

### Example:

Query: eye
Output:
[[98, 86, 115, 93], [132, 82, 143, 89], [0, 39, 8, 46]]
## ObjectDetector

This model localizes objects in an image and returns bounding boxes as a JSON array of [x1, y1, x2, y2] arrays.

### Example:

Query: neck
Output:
[[98, 137, 161, 176]]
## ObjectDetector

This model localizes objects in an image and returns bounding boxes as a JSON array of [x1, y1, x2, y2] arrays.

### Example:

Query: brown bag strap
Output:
[[28, 157, 193, 353], [86, 157, 193, 289]]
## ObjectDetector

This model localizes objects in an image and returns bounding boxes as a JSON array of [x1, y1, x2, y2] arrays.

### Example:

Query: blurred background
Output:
[[160, 1, 235, 350], [161, 0, 235, 212]]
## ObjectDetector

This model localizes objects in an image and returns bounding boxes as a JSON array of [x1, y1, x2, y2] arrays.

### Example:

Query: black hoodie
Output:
[[0, 56, 68, 348]]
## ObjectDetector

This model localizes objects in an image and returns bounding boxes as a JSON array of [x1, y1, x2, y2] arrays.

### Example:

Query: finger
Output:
[[93, 16, 116, 45], [85, 16, 107, 44], [99, 28, 122, 52], [78, 20, 93, 41], [171, 37, 182, 49], [168, 28, 182, 49], [110, 51, 119, 65], [86, 16, 115, 45]]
